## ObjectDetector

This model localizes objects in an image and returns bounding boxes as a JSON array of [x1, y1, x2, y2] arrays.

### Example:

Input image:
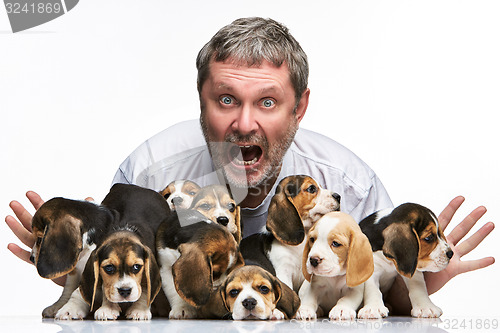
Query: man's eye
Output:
[[261, 98, 275, 108], [220, 96, 234, 105]]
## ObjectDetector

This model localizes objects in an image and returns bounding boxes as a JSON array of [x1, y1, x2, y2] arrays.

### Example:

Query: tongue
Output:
[[241, 146, 260, 161]]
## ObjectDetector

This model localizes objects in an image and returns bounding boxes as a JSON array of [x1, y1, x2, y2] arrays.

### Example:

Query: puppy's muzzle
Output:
[[242, 298, 257, 311], [172, 197, 184, 207], [217, 216, 229, 226]]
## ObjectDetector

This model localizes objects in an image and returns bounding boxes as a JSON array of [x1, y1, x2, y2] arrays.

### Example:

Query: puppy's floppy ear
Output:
[[234, 206, 242, 244], [267, 182, 304, 245], [382, 223, 420, 278], [346, 229, 374, 287], [270, 273, 301, 319], [143, 247, 162, 306], [172, 243, 213, 307], [80, 249, 101, 312], [35, 214, 83, 279], [302, 237, 313, 282]]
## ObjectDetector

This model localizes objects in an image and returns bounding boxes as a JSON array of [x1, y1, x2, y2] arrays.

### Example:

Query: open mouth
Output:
[[229, 145, 263, 167]]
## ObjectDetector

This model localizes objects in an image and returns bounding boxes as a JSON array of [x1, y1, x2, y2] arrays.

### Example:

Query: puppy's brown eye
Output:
[[103, 265, 116, 275], [189, 191, 197, 196], [228, 203, 236, 213], [199, 203, 211, 211], [306, 185, 317, 194], [163, 193, 171, 200], [229, 289, 240, 298], [132, 264, 142, 274], [309, 237, 315, 243], [332, 241, 341, 247], [258, 285, 270, 294], [424, 235, 435, 243]]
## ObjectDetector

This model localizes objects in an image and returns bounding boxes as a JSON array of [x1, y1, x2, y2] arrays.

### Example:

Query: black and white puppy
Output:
[[358, 203, 453, 318]]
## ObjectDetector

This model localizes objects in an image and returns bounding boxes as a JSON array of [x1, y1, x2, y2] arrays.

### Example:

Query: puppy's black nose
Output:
[[29, 254, 35, 264], [172, 197, 184, 206], [332, 192, 341, 203], [118, 287, 132, 298], [217, 216, 229, 226], [310, 257, 321, 267], [242, 298, 257, 310], [446, 250, 454, 259]]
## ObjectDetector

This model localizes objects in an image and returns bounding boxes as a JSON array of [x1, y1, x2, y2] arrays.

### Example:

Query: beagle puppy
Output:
[[30, 197, 114, 317], [357, 203, 454, 319], [156, 210, 244, 319], [241, 175, 341, 292], [296, 212, 374, 320], [190, 184, 241, 243], [160, 179, 201, 210], [198, 265, 301, 320], [55, 183, 168, 320]]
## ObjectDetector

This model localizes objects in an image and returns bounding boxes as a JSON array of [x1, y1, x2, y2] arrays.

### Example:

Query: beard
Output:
[[200, 114, 298, 189]]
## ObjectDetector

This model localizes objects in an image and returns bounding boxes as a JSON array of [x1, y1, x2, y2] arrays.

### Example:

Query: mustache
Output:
[[224, 133, 268, 149]]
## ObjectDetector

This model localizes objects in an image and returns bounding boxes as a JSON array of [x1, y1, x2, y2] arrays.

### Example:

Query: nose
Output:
[[332, 192, 341, 203], [118, 287, 132, 298], [29, 254, 35, 264], [232, 105, 258, 136], [217, 216, 229, 226], [172, 197, 184, 206], [242, 298, 257, 310], [309, 256, 322, 267], [446, 249, 454, 260]]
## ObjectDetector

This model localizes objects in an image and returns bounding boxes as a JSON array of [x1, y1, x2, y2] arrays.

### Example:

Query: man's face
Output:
[[200, 59, 308, 189]]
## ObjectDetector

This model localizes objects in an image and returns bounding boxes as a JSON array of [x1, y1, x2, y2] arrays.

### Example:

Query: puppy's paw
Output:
[[411, 304, 443, 318], [358, 304, 389, 319], [42, 304, 62, 318], [329, 305, 356, 321], [126, 307, 152, 320], [270, 308, 285, 320], [55, 304, 87, 320], [295, 306, 317, 320], [169, 305, 197, 319], [94, 305, 120, 320]]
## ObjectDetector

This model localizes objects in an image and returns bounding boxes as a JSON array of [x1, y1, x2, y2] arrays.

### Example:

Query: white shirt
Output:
[[112, 119, 393, 237]]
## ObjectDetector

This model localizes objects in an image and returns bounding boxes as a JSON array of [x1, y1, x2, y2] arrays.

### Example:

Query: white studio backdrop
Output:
[[1, 0, 498, 318]]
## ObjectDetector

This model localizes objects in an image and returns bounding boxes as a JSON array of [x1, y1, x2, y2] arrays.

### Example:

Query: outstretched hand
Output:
[[425, 196, 495, 294]]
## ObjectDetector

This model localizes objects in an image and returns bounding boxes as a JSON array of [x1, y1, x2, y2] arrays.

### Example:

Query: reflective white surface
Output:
[[0, 316, 473, 333]]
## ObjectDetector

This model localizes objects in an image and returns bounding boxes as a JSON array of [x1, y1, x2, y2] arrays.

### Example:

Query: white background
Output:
[[0, 0, 498, 318]]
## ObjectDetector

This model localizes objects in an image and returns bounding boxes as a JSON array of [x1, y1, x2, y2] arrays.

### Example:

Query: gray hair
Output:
[[196, 17, 309, 102]]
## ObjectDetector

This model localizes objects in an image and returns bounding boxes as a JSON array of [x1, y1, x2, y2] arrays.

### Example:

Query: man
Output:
[[6, 17, 495, 312]]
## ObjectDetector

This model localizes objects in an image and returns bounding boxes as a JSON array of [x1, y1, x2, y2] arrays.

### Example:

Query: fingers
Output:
[[446, 206, 487, 245], [9, 200, 34, 232], [457, 257, 495, 275], [7, 243, 33, 265], [26, 191, 44, 210], [438, 196, 465, 231], [5, 215, 36, 248], [454, 222, 495, 257]]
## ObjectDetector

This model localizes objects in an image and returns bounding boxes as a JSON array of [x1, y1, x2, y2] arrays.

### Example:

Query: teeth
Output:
[[233, 156, 258, 166]]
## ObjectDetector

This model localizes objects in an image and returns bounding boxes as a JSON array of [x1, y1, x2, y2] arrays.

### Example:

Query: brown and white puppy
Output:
[[156, 210, 244, 319], [296, 212, 374, 320], [198, 265, 300, 320], [190, 184, 241, 243], [30, 198, 114, 318], [160, 180, 201, 211], [241, 175, 341, 292], [357, 203, 454, 319], [55, 184, 168, 320]]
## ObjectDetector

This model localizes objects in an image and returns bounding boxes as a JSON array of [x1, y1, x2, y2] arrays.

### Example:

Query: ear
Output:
[[143, 247, 162, 306], [294, 88, 310, 124], [271, 274, 301, 319], [346, 229, 374, 287], [234, 206, 242, 244], [382, 223, 420, 278], [172, 243, 213, 307], [267, 185, 304, 245], [35, 215, 83, 279], [199, 284, 231, 319], [79, 250, 101, 311], [301, 238, 313, 282]]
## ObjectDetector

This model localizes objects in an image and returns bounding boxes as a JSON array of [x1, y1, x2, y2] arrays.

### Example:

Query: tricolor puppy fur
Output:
[[160, 179, 201, 211], [198, 265, 300, 320], [55, 184, 168, 320], [296, 212, 373, 320], [241, 175, 341, 292], [190, 184, 241, 243], [156, 210, 244, 319], [358, 203, 453, 319], [30, 198, 113, 318]]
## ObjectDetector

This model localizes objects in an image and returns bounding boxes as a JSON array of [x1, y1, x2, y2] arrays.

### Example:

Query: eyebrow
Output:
[[214, 82, 281, 95]]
